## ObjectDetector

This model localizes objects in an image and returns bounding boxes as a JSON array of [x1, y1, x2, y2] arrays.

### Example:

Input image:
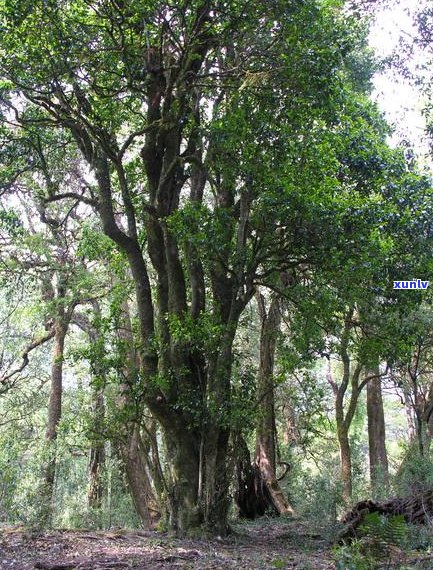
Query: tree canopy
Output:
[[1, 0, 433, 542]]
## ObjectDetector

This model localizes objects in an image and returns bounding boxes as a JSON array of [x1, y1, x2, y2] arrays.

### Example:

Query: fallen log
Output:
[[339, 489, 433, 542]]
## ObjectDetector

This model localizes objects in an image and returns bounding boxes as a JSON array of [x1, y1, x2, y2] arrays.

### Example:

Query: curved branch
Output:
[[1, 328, 55, 387], [277, 461, 291, 482], [44, 192, 98, 208]]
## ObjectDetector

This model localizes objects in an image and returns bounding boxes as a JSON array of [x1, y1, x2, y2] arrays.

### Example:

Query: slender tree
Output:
[[255, 292, 293, 515], [366, 365, 389, 496]]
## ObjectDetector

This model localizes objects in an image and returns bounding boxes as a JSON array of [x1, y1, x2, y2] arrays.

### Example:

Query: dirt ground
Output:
[[0, 518, 336, 570], [1, 517, 432, 569]]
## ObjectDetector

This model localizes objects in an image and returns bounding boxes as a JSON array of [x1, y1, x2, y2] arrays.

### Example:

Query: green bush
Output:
[[394, 449, 433, 497], [287, 456, 345, 528], [333, 540, 376, 570], [334, 513, 410, 570]]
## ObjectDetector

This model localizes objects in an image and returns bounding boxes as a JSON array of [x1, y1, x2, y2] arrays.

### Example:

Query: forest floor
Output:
[[1, 517, 432, 569]]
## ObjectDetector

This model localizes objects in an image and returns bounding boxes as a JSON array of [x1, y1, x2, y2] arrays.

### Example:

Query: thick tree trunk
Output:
[[255, 294, 293, 516], [155, 314, 241, 537], [43, 318, 67, 524], [87, 444, 104, 510], [203, 426, 231, 535], [201, 327, 237, 536], [164, 427, 202, 535], [256, 294, 279, 475], [366, 367, 389, 496]]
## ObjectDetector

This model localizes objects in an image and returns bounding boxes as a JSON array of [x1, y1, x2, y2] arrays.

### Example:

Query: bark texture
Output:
[[235, 434, 278, 519], [366, 367, 389, 496], [86, 375, 105, 513], [119, 427, 160, 527], [116, 299, 161, 528], [255, 293, 293, 516], [43, 317, 68, 525]]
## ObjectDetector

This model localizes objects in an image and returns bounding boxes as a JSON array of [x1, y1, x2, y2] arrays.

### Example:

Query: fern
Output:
[[334, 514, 409, 569], [359, 512, 408, 553]]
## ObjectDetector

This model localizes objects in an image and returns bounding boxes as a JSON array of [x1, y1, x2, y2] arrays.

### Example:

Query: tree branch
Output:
[[1, 328, 55, 386], [44, 192, 98, 208]]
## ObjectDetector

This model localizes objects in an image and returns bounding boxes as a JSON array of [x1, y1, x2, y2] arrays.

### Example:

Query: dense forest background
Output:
[[2, 0, 433, 567]]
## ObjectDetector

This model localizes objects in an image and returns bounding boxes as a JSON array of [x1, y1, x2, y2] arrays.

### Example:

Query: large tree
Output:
[[0, 0, 416, 534]]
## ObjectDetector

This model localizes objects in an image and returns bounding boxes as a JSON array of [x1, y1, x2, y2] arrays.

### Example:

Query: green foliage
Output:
[[230, 364, 257, 433], [334, 513, 408, 570], [287, 455, 344, 526], [278, 368, 332, 450], [166, 311, 223, 353], [334, 539, 376, 570], [0, 206, 22, 236], [270, 557, 287, 569], [0, 0, 432, 539], [394, 450, 433, 497], [77, 224, 116, 262], [359, 512, 407, 550], [0, 384, 140, 529], [0, 436, 24, 522], [404, 522, 433, 552], [54, 448, 140, 530]]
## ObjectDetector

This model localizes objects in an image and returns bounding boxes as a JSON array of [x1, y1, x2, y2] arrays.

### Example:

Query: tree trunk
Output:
[[87, 443, 104, 510], [327, 309, 363, 507], [142, 419, 165, 501], [72, 307, 106, 514], [201, 327, 237, 536], [235, 433, 277, 519], [282, 402, 299, 448], [43, 318, 67, 525], [116, 298, 161, 529], [255, 293, 293, 516], [87, 387, 105, 512], [164, 426, 202, 535], [423, 382, 433, 453], [402, 387, 417, 442], [337, 423, 353, 505], [366, 367, 389, 496], [118, 427, 160, 527]]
